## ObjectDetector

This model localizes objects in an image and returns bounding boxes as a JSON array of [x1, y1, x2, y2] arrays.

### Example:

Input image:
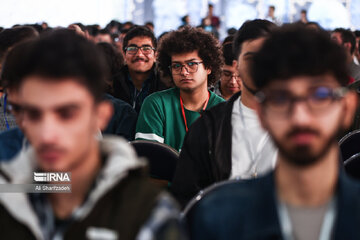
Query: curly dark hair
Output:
[[157, 26, 223, 87]]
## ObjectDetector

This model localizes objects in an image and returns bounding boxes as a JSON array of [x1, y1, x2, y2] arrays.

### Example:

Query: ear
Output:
[[232, 60, 238, 69], [95, 100, 113, 131], [206, 67, 212, 75], [341, 91, 358, 129]]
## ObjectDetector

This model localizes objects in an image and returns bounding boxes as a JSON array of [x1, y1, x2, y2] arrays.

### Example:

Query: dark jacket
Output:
[[187, 169, 360, 240], [113, 65, 167, 113], [0, 127, 25, 162], [0, 137, 180, 240], [171, 92, 240, 207], [103, 94, 138, 141]]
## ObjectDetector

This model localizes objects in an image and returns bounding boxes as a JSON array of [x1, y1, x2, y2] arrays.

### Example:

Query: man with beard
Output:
[[113, 26, 167, 112], [188, 25, 360, 240]]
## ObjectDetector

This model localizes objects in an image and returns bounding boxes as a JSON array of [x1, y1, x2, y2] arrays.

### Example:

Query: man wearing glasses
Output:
[[135, 27, 224, 151], [212, 41, 242, 100], [113, 26, 167, 113], [171, 20, 277, 208], [189, 25, 360, 240]]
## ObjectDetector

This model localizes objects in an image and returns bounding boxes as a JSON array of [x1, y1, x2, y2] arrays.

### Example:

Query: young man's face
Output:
[[171, 50, 211, 93], [331, 32, 343, 45], [20, 77, 111, 172], [236, 37, 266, 92], [221, 64, 242, 98], [124, 36, 156, 73], [257, 74, 356, 167]]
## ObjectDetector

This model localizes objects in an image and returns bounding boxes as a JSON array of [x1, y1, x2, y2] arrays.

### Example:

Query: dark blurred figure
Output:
[[306, 21, 322, 31], [227, 27, 237, 36], [96, 42, 137, 141], [207, 4, 220, 30], [179, 15, 191, 29], [299, 9, 308, 24], [95, 29, 113, 44], [0, 26, 39, 132], [331, 28, 360, 82], [145, 21, 154, 32], [353, 30, 360, 64], [106, 20, 122, 34]]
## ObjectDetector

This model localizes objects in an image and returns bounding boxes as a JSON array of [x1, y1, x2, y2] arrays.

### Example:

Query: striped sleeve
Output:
[[135, 94, 165, 143]]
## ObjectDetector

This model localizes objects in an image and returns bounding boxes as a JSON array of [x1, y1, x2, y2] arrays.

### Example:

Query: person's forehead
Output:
[[264, 74, 340, 92], [127, 36, 153, 46], [171, 51, 201, 62], [223, 64, 236, 72], [240, 37, 266, 56], [20, 76, 94, 110], [331, 32, 342, 41]]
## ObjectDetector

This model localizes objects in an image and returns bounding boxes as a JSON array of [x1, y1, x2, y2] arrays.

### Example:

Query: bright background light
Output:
[[0, 0, 359, 39]]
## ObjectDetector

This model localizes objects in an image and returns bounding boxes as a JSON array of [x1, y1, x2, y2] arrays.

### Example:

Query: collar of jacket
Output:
[[0, 136, 146, 240]]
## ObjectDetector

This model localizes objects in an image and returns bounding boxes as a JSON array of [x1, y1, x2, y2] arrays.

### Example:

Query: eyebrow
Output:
[[243, 52, 257, 57], [22, 103, 81, 112], [172, 58, 200, 63], [128, 44, 152, 47]]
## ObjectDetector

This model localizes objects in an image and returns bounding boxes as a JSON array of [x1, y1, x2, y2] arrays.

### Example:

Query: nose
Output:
[[36, 115, 59, 145], [290, 101, 312, 126], [229, 75, 237, 84], [135, 48, 145, 57], [180, 65, 189, 76]]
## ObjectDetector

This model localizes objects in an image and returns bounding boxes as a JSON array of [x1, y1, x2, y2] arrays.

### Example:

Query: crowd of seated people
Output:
[[0, 14, 360, 240]]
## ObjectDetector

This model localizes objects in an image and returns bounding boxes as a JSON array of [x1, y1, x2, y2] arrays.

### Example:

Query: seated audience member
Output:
[[331, 28, 360, 82], [353, 30, 360, 64], [213, 41, 242, 100], [0, 26, 39, 132], [96, 42, 137, 140], [189, 25, 360, 240], [145, 21, 154, 32], [0, 30, 185, 239], [305, 21, 323, 31], [171, 20, 277, 207], [95, 29, 113, 44], [135, 26, 225, 151], [112, 26, 167, 113]]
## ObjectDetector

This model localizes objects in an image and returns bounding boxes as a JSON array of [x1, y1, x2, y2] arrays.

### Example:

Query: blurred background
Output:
[[0, 0, 359, 40]]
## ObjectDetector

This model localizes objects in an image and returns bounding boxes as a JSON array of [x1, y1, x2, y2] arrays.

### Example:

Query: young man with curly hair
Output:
[[135, 26, 224, 151], [171, 19, 278, 208]]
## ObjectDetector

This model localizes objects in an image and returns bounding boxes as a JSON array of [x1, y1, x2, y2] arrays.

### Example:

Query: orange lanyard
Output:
[[180, 91, 210, 132]]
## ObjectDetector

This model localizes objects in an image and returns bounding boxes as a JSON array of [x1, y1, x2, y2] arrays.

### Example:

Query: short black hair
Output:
[[233, 19, 276, 60], [252, 25, 349, 89], [1, 29, 108, 102], [0, 26, 39, 62], [122, 26, 157, 53], [222, 42, 235, 66], [354, 30, 360, 38], [333, 28, 356, 54], [157, 26, 223, 87]]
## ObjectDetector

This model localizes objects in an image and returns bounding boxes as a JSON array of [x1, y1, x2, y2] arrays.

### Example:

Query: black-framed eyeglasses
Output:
[[169, 62, 203, 75], [255, 86, 347, 118], [124, 45, 155, 55], [222, 70, 241, 81]]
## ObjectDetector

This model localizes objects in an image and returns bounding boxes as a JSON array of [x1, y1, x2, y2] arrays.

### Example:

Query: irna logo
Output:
[[34, 172, 71, 182]]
